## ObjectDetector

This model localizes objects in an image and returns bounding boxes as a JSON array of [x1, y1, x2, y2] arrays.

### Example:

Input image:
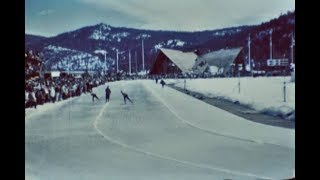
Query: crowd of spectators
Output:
[[25, 50, 107, 109], [25, 73, 106, 109]]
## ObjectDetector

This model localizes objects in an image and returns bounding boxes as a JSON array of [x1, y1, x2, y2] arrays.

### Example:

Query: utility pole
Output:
[[238, 70, 241, 94], [291, 32, 295, 64], [99, 23, 102, 40], [142, 39, 145, 72], [270, 29, 273, 60], [283, 76, 286, 102], [68, 58, 70, 74], [86, 58, 88, 73], [248, 33, 252, 76], [116, 50, 119, 73], [129, 49, 131, 74], [104, 51, 106, 74], [135, 51, 137, 74]]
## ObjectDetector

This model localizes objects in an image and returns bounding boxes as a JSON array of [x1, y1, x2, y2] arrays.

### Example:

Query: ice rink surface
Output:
[[25, 80, 295, 180]]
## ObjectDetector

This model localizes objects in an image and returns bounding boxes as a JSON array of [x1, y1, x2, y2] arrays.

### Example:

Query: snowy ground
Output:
[[25, 80, 295, 180], [166, 77, 295, 120]]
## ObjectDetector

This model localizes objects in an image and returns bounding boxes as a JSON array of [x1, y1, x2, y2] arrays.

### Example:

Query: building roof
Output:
[[159, 48, 197, 73], [193, 47, 243, 74]]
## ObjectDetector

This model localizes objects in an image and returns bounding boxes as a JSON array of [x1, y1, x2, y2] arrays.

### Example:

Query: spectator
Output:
[[50, 86, 56, 103]]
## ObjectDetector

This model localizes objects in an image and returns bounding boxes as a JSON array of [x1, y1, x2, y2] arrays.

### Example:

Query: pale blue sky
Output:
[[25, 0, 295, 37]]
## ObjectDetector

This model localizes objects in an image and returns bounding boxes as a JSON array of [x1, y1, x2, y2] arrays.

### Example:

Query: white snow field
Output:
[[25, 80, 295, 180], [166, 77, 295, 119]]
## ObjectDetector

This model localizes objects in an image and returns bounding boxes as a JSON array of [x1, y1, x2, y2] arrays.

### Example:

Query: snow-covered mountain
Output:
[[42, 45, 110, 71], [25, 11, 294, 72]]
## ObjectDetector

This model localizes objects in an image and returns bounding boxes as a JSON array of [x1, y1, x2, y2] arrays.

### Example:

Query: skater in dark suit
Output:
[[155, 77, 158, 84], [160, 79, 166, 88], [121, 90, 133, 104], [105, 86, 111, 102], [90, 92, 100, 102]]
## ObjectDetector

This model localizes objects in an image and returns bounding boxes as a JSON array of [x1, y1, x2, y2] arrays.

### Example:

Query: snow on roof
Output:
[[194, 47, 243, 74], [94, 50, 107, 54], [159, 48, 197, 73]]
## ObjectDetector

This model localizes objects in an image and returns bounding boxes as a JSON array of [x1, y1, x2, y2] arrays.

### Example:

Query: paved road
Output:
[[25, 80, 295, 180]]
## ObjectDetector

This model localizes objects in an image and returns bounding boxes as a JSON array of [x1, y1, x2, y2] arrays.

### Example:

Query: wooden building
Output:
[[149, 48, 197, 75], [192, 47, 244, 77]]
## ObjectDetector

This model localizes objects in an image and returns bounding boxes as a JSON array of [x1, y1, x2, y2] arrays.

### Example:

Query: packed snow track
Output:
[[25, 80, 295, 180]]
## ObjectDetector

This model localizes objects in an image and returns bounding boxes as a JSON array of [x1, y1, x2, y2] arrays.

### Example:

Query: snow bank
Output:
[[167, 77, 295, 120], [25, 94, 90, 123]]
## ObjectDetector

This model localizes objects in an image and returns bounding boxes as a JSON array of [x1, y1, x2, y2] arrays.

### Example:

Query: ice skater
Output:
[[160, 79, 166, 88], [105, 86, 111, 102], [90, 92, 100, 102], [121, 90, 133, 104]]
